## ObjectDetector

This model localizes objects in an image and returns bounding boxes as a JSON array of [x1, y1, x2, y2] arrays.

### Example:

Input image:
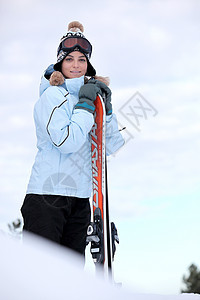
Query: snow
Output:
[[0, 233, 199, 300]]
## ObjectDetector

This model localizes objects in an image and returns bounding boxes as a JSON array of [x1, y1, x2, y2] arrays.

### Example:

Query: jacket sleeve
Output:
[[34, 86, 94, 154], [105, 114, 125, 155]]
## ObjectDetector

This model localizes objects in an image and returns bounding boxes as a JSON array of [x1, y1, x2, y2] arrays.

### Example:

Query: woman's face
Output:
[[61, 51, 88, 79]]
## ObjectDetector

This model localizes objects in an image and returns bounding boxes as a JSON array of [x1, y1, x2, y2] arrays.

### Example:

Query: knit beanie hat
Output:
[[54, 21, 96, 77]]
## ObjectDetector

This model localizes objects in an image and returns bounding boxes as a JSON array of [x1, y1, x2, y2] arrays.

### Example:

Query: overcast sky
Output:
[[0, 0, 200, 295]]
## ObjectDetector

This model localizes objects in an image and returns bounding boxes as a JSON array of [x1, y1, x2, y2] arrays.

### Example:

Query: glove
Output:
[[44, 64, 55, 80], [75, 83, 102, 114], [88, 79, 112, 115]]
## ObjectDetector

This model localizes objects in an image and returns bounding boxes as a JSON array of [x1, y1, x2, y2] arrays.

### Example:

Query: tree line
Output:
[[181, 263, 200, 293]]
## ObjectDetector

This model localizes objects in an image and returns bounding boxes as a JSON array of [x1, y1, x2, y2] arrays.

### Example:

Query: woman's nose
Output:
[[73, 60, 79, 68]]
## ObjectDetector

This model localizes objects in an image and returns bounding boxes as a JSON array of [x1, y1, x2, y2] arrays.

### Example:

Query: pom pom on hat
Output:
[[68, 21, 84, 33]]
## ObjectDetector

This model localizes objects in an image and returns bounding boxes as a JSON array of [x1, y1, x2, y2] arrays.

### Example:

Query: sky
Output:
[[0, 0, 200, 295]]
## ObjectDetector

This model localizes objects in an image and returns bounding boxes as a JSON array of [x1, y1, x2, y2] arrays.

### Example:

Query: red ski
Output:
[[87, 94, 119, 279]]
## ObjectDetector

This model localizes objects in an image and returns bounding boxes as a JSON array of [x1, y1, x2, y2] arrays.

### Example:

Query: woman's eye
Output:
[[65, 58, 72, 61]]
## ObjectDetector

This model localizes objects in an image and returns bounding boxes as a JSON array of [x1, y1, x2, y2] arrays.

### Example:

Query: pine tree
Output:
[[181, 263, 200, 294]]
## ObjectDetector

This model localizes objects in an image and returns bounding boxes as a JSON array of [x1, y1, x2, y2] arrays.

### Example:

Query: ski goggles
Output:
[[59, 37, 92, 58]]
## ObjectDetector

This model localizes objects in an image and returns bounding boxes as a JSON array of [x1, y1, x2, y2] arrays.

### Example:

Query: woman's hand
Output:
[[75, 83, 102, 114], [88, 79, 112, 115]]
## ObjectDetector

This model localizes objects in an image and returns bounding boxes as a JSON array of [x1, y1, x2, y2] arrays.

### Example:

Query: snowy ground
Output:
[[0, 232, 199, 300]]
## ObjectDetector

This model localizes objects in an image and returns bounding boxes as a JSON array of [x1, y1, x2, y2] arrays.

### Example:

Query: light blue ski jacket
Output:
[[26, 75, 124, 198]]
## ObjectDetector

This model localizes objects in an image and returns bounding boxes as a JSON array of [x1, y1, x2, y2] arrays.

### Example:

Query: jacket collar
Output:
[[64, 75, 84, 96]]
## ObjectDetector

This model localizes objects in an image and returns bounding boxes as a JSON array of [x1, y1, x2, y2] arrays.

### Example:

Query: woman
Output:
[[21, 21, 124, 257]]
